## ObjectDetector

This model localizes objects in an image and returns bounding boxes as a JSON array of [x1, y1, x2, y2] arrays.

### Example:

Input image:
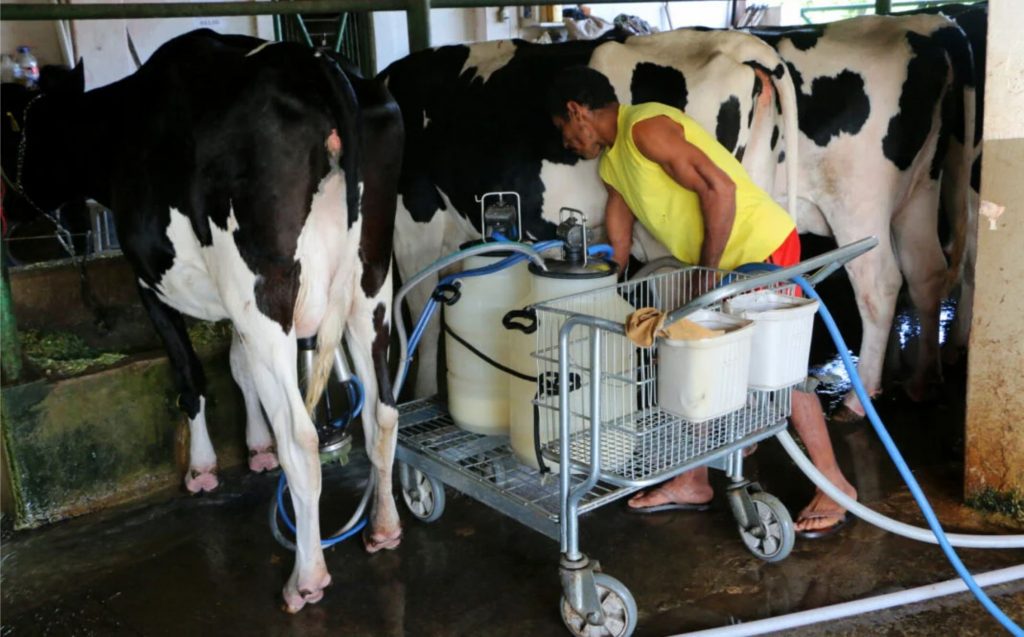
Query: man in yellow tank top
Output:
[[547, 66, 856, 538]]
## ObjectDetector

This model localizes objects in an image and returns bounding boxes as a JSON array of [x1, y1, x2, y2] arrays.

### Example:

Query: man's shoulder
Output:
[[627, 102, 686, 123], [627, 104, 690, 146]]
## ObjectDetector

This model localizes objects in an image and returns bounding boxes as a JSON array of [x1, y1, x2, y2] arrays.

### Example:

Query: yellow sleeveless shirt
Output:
[[598, 102, 794, 270]]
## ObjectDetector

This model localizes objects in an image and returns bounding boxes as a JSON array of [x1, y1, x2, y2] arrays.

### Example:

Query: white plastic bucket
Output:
[[657, 310, 754, 421], [723, 291, 819, 390]]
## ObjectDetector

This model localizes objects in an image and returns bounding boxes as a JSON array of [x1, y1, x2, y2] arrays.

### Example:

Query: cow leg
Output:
[[893, 179, 946, 401], [229, 330, 278, 473], [137, 286, 218, 493], [947, 186, 978, 359], [346, 269, 401, 553], [834, 224, 903, 418], [236, 322, 328, 612]]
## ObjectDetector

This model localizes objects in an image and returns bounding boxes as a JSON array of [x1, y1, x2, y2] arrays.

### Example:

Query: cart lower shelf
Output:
[[396, 398, 637, 540], [396, 396, 788, 538]]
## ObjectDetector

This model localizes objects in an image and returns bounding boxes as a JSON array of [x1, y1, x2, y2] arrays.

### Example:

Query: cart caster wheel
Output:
[[399, 462, 445, 523], [738, 492, 794, 563], [560, 573, 637, 637]]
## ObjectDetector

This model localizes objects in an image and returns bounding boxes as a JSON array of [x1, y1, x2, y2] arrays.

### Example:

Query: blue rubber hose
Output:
[[275, 238, 553, 549], [275, 367, 367, 546], [348, 375, 365, 420], [403, 239, 563, 383], [405, 240, 611, 383], [587, 244, 614, 260], [276, 473, 367, 548], [734, 262, 1023, 636]]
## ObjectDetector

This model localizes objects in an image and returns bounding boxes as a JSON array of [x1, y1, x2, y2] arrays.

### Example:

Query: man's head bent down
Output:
[[546, 66, 619, 160]]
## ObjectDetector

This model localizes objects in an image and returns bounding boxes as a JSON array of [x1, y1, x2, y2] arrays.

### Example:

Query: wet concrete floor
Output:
[[3, 242, 1023, 636], [2, 379, 1023, 637]]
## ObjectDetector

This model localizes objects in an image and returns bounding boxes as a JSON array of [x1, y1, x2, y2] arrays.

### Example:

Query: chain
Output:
[[9, 93, 77, 259], [3, 92, 109, 331]]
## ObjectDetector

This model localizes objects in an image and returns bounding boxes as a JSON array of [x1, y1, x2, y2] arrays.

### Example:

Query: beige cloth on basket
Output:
[[625, 307, 724, 347]]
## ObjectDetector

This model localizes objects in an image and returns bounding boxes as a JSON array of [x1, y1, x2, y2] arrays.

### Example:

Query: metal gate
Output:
[[277, 10, 376, 77]]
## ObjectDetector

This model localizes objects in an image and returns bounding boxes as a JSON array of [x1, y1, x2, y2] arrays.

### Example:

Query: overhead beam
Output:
[[0, 0, 665, 21], [0, 0, 406, 21]]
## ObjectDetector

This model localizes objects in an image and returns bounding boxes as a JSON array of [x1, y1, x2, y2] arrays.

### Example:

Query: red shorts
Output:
[[766, 229, 801, 267], [765, 229, 802, 296]]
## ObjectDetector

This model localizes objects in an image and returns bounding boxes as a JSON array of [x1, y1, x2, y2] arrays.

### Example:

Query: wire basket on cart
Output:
[[530, 267, 798, 486], [393, 238, 878, 637]]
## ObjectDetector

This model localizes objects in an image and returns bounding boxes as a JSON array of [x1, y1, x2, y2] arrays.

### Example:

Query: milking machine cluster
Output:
[[268, 336, 369, 550], [267, 190, 1024, 637], [297, 336, 364, 462]]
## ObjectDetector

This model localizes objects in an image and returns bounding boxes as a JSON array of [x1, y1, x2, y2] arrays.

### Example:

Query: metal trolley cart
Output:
[[395, 239, 875, 637]]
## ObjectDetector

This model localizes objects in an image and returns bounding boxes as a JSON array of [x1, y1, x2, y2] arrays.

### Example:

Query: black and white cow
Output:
[[748, 13, 976, 416], [381, 31, 800, 398], [894, 2, 987, 353], [0, 30, 404, 612]]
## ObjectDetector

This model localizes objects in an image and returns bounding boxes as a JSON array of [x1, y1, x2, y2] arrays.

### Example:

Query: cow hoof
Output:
[[363, 528, 402, 554], [249, 446, 279, 473], [829, 404, 866, 425], [185, 468, 219, 493], [282, 573, 331, 613]]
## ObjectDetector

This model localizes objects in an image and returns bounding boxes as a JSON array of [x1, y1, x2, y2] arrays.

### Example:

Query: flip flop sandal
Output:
[[795, 512, 850, 539], [625, 500, 712, 514]]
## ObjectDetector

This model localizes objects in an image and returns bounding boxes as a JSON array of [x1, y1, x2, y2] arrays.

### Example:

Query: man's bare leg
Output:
[[627, 466, 714, 510], [625, 392, 855, 524], [791, 390, 858, 533]]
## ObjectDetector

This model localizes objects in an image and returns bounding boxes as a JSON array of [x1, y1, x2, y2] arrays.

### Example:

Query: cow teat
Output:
[[326, 129, 342, 157]]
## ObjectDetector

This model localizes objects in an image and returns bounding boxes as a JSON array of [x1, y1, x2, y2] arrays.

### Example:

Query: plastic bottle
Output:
[[15, 46, 39, 87]]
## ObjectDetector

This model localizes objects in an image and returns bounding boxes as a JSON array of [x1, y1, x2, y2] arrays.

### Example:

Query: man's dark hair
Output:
[[545, 66, 617, 119]]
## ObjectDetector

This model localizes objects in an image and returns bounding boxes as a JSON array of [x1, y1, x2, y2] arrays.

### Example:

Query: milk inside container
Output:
[[507, 211, 636, 472], [445, 193, 531, 435]]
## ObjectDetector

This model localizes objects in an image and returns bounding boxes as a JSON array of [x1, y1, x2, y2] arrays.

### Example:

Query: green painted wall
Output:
[[1, 348, 246, 529]]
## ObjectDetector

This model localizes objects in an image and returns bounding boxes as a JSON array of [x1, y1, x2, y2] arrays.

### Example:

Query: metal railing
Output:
[[1, 1, 909, 54], [801, 0, 982, 24]]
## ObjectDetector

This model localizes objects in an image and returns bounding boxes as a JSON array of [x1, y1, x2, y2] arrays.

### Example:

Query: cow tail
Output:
[[771, 58, 800, 220], [942, 23, 977, 295], [305, 51, 363, 415]]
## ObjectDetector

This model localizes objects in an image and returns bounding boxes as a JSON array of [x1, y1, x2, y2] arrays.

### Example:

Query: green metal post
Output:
[[0, 245, 22, 383], [294, 14, 315, 48], [334, 13, 349, 54], [362, 13, 378, 77], [876, 0, 892, 14], [407, 0, 431, 52]]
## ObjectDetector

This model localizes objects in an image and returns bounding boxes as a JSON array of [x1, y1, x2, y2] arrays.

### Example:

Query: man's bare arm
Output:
[[632, 116, 736, 268], [604, 182, 634, 272]]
